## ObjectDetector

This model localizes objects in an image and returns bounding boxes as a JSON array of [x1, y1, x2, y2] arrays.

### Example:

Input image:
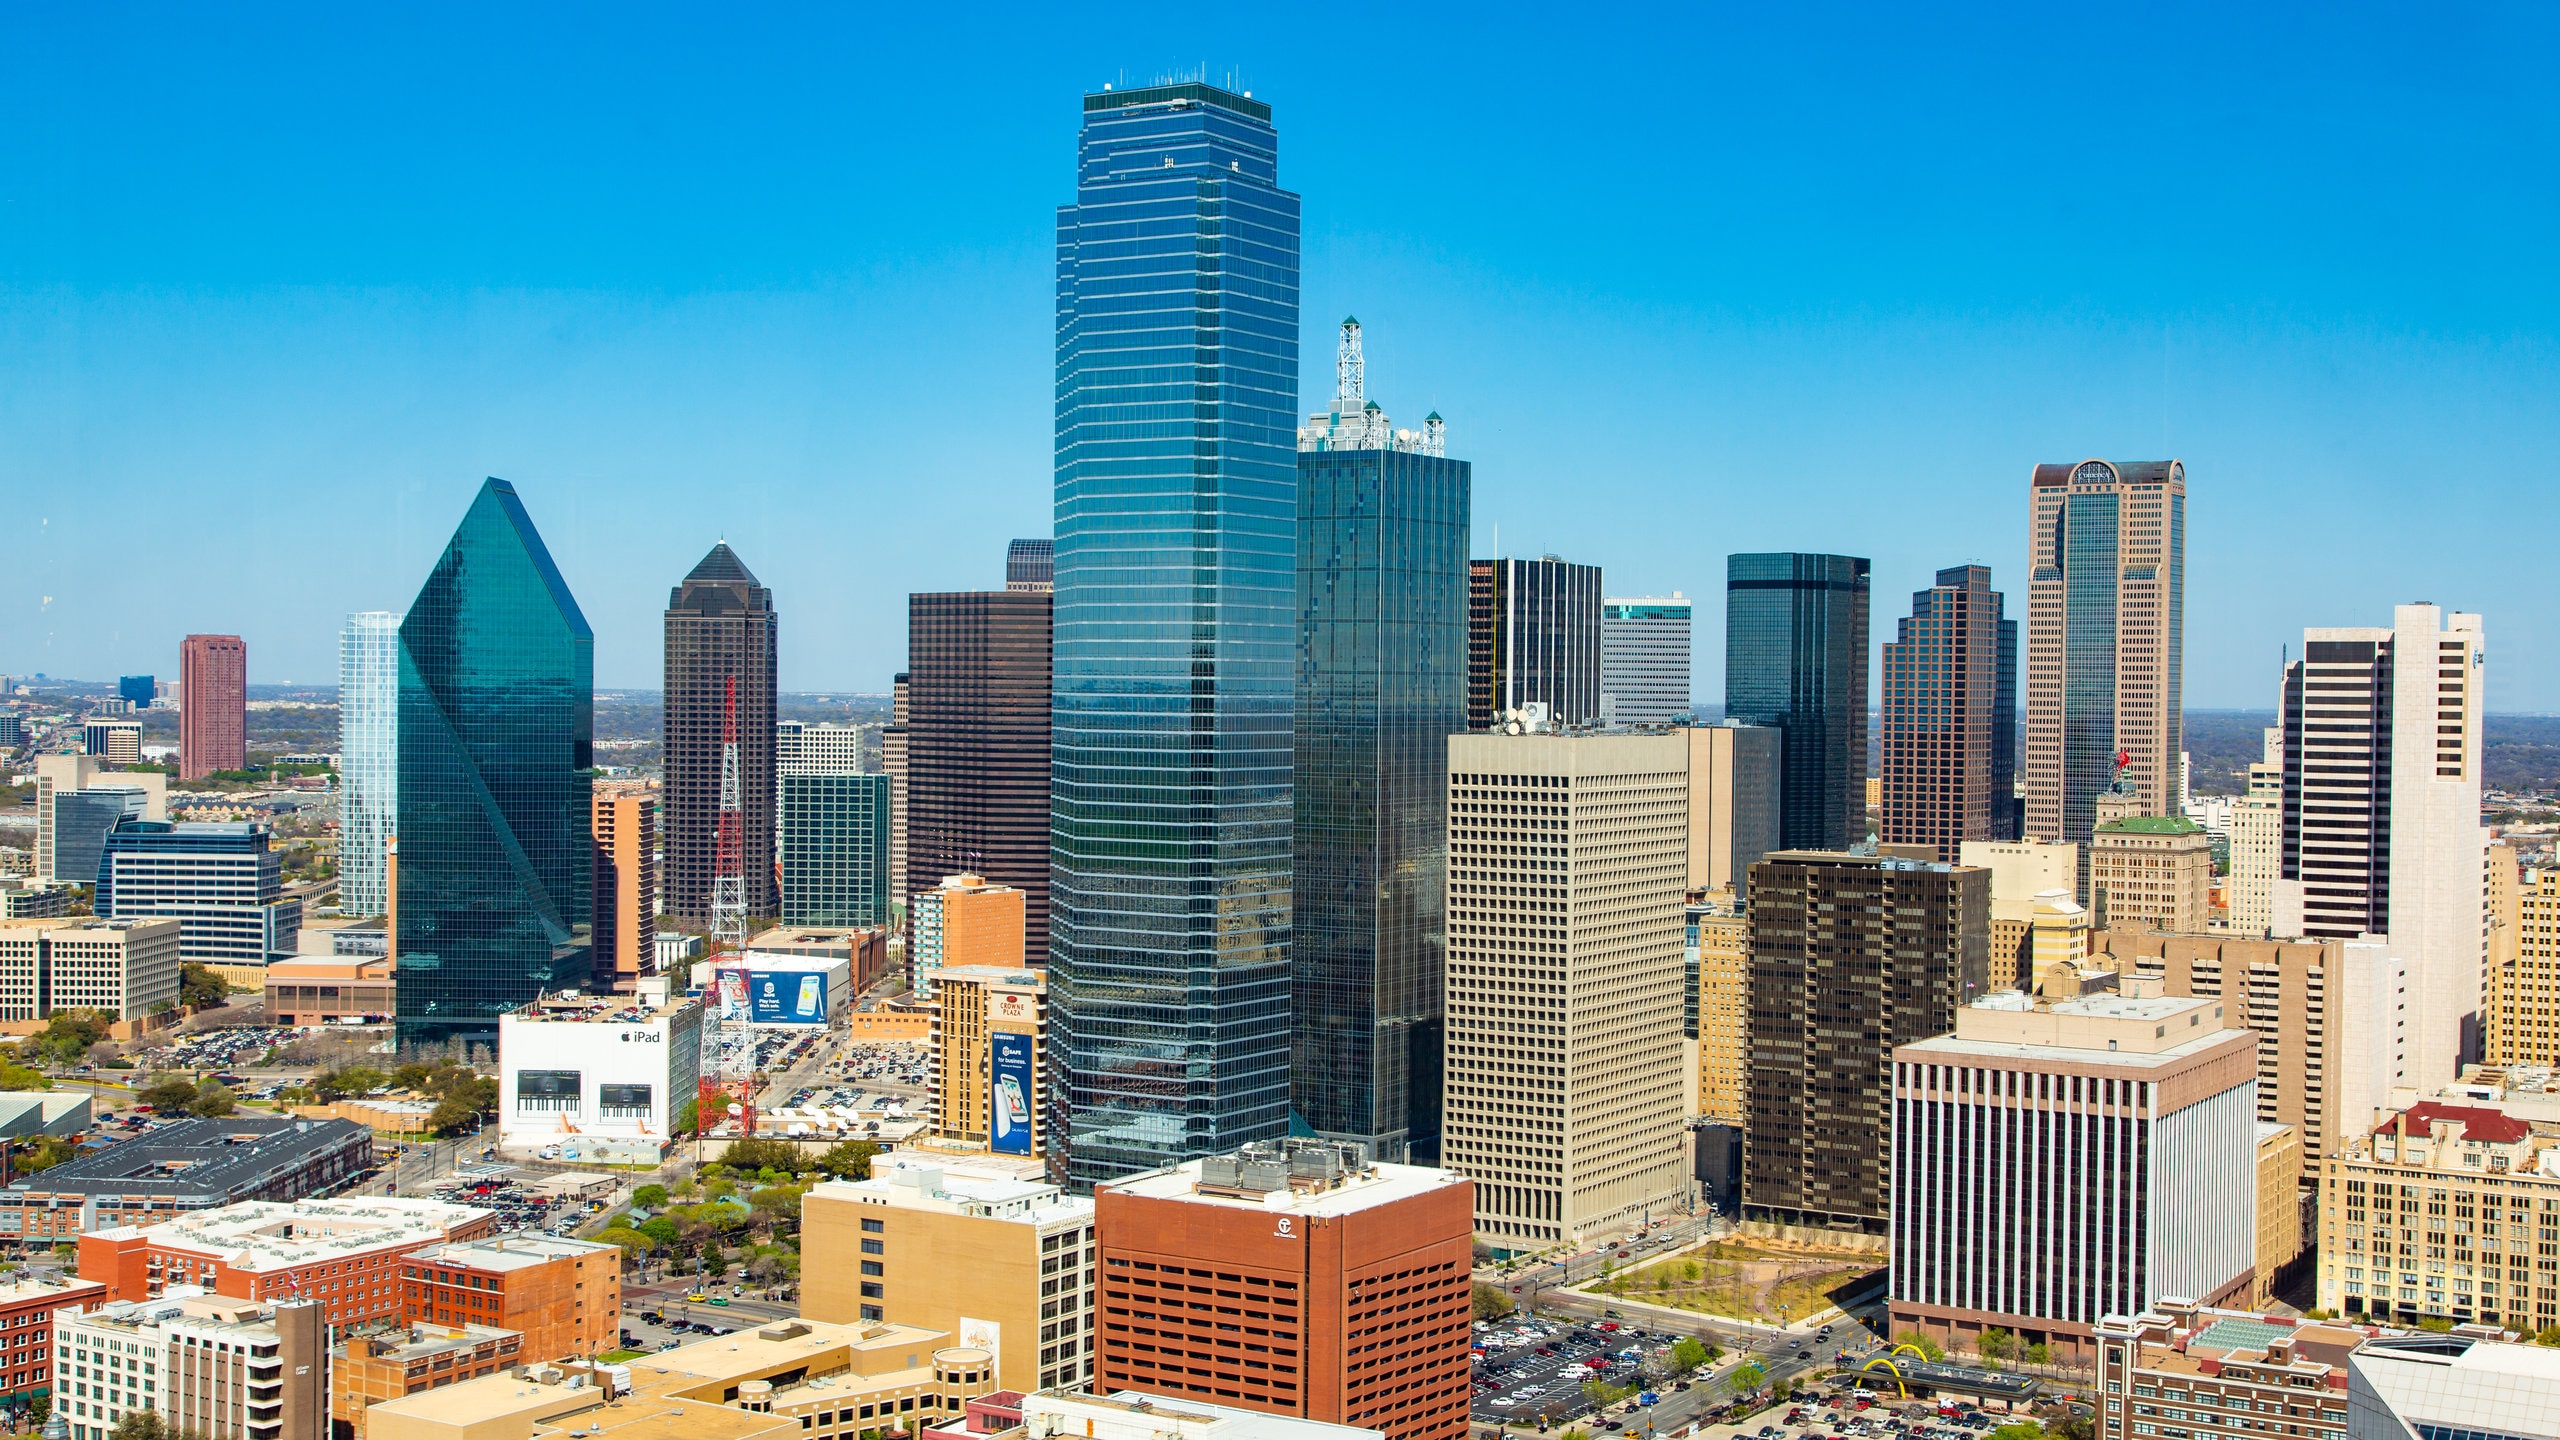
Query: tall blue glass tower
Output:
[[395, 478, 595, 1045], [1050, 81, 1301, 1187]]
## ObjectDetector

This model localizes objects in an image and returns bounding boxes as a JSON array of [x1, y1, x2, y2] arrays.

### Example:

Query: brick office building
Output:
[[80, 1197, 493, 1327], [397, 1235, 621, 1362], [0, 1274, 104, 1419], [1094, 1140, 1472, 1440]]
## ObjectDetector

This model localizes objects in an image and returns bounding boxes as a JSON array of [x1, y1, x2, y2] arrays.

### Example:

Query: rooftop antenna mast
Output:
[[1336, 316, 1363, 410], [698, 674, 756, 1140]]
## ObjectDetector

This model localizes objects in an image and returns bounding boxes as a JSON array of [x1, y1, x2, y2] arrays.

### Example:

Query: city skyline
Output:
[[7, 11, 2557, 708]]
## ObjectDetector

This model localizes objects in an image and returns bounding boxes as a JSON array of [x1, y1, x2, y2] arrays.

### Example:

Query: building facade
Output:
[[1686, 889, 1748, 1124], [1681, 722, 1781, 896], [909, 875, 1025, 1003], [2318, 1086, 2560, 1332], [1465, 557, 1603, 730], [0, 1274, 100, 1422], [339, 612, 401, 918], [397, 1235, 620, 1362], [1878, 565, 2015, 859], [96, 822, 301, 970], [780, 773, 891, 928], [82, 721, 141, 764], [494, 990, 701, 1162], [2485, 864, 2559, 1066], [1292, 337, 1468, 1164], [2090, 814, 2214, 933], [1744, 852, 1988, 1240], [0, 917, 183, 1031], [33, 755, 163, 885], [1724, 553, 1871, 852], [904, 588, 1052, 965], [588, 787, 656, 990], [1599, 596, 1692, 726], [1890, 984, 2259, 1361], [1006, 538, 1055, 592], [2023, 459, 2186, 885], [12, 1117, 371, 1241], [2090, 1303, 2362, 1440], [802, 1153, 1096, 1394], [2276, 606, 2488, 1093], [78, 1198, 492, 1326], [56, 1292, 327, 1440], [393, 478, 594, 1042], [2226, 727, 2283, 938], [662, 543, 778, 922], [1957, 840, 2080, 990], [1094, 1142, 1472, 1440], [928, 966, 1047, 1155], [1444, 729, 1689, 1247], [1050, 80, 1300, 1187], [335, 1323, 523, 1440], [179, 634, 248, 782]]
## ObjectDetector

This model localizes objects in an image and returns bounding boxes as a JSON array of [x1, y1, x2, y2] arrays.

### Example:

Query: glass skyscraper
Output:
[[394, 478, 595, 1044], [780, 772, 891, 926], [1725, 552, 1871, 851], [339, 611, 400, 917], [1050, 81, 1300, 1187], [1291, 371, 1469, 1164]]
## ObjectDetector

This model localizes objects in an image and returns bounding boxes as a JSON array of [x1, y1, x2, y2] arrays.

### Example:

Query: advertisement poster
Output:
[[711, 967, 750, 1021], [989, 1031, 1034, 1155], [958, 1317, 1000, 1375], [747, 970, 828, 1024]]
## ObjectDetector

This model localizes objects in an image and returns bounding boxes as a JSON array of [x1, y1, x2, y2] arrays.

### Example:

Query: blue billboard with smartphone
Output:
[[989, 1031, 1034, 1154], [747, 970, 828, 1025]]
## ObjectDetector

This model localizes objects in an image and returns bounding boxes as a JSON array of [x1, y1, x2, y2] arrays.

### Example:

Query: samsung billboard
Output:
[[989, 1031, 1034, 1155], [747, 969, 829, 1025]]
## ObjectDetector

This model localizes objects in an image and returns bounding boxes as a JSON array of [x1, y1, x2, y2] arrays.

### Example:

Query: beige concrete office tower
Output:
[[2274, 605, 2486, 1092], [2484, 860, 2560, 1066], [801, 1153, 1095, 1395], [1444, 728, 1688, 1248], [2089, 814, 2213, 933], [929, 965, 1046, 1156], [2227, 728, 2283, 937], [1683, 723, 1781, 894], [2023, 460, 2186, 884], [1686, 888, 1747, 1123], [1959, 840, 2078, 989]]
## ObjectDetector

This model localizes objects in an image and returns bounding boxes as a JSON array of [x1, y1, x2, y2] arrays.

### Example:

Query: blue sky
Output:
[[5, 4, 2556, 707]]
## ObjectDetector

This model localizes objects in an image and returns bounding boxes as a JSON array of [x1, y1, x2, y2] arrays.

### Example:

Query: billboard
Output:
[[710, 967, 750, 1021], [747, 969, 829, 1025], [989, 1031, 1034, 1155], [518, 1070, 580, 1109]]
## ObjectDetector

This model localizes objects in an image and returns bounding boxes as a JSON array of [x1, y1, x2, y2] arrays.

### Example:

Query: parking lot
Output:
[[1674, 1392, 2052, 1440], [141, 1025, 300, 1072], [1473, 1317, 1676, 1426]]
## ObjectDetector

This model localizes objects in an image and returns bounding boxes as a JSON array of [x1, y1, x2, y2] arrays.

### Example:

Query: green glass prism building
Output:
[[1291, 320, 1468, 1163], [1050, 81, 1300, 1187], [395, 478, 595, 1043]]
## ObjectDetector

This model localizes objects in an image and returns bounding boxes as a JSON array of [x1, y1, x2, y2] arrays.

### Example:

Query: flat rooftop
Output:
[[101, 1197, 486, 1270], [502, 990, 693, 1025], [409, 1234, 618, 1271], [5, 1117, 368, 1201], [1103, 1159, 1468, 1218]]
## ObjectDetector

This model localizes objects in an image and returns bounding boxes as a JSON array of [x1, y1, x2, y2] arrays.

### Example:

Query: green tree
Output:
[[0, 1058, 50, 1091], [1580, 1379, 1627, 1408], [813, 1139, 877, 1180], [178, 964, 229, 1009], [748, 1185, 804, 1226], [671, 1097, 700, 1137], [632, 1184, 669, 1210], [1890, 1329, 1946, 1362], [1668, 1337, 1709, 1375], [1471, 1282, 1515, 1321], [2538, 1323, 2560, 1347], [721, 1136, 804, 1174], [637, 1216, 681, 1247], [2023, 1341, 2052, 1367], [15, 1136, 76, 1172], [1991, 1425, 2050, 1440], [1978, 1327, 2014, 1364], [597, 1226, 654, 1256], [187, 1082, 237, 1117], [318, 1065, 390, 1099], [1729, 1360, 1767, 1393]]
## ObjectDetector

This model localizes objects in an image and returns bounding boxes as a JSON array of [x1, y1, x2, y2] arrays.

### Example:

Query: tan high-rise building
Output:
[[2227, 727, 2284, 937], [2484, 859, 2560, 1067], [1959, 839, 2079, 989], [929, 965, 1045, 1154], [1682, 724, 1780, 894], [1444, 728, 1688, 1247], [1686, 887, 1747, 1123], [909, 874, 1026, 1001], [590, 786, 657, 990], [2090, 814, 2213, 933], [2023, 460, 2185, 887], [2254, 1121, 2303, 1307], [801, 1153, 1096, 1396]]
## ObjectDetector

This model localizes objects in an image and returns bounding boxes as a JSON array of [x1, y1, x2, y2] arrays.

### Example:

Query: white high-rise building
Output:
[[2272, 604, 2486, 1090], [1444, 726, 1689, 1248], [1599, 595, 1693, 725], [338, 612, 400, 917], [2225, 727, 2282, 937]]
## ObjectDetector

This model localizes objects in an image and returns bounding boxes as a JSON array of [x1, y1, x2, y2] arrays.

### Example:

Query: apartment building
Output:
[[589, 787, 657, 991], [0, 1273, 103, 1415], [80, 1199, 494, 1327], [2092, 1302, 2361, 1440], [1094, 1141, 1473, 1440], [928, 967, 1045, 1156], [1443, 728, 1689, 1247], [397, 1235, 620, 1362], [54, 1292, 326, 1440], [802, 1153, 1096, 1395]]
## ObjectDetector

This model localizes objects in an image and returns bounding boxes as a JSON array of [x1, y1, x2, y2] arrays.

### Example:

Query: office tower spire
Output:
[[2023, 459, 2186, 882], [1292, 326, 1469, 1162], [394, 478, 594, 1041], [664, 542, 778, 922], [1725, 553, 1871, 850], [1880, 565, 2016, 858], [1051, 80, 1301, 1187]]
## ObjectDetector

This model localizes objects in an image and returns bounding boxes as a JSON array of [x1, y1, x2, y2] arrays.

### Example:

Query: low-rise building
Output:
[[0, 917, 184, 1036], [334, 1323, 524, 1440], [95, 821, 303, 975], [5, 1117, 373, 1242], [0, 879, 70, 921], [802, 1153, 1095, 1395], [2092, 1301, 2365, 1440], [397, 1235, 620, 1362], [361, 1320, 994, 1440], [744, 926, 888, 1006], [54, 1290, 328, 1440], [0, 1273, 105, 1417], [1022, 1392, 1383, 1440], [496, 987, 701, 1165], [263, 954, 396, 1027], [79, 1198, 493, 1328], [928, 968, 1045, 1156], [1891, 981, 2259, 1362]]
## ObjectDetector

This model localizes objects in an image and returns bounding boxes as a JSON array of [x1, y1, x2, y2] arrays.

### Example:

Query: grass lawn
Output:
[[1595, 1239, 1878, 1325], [598, 1349, 647, 1363]]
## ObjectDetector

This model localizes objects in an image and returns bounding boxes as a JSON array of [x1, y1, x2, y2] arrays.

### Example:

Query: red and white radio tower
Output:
[[697, 675, 757, 1136]]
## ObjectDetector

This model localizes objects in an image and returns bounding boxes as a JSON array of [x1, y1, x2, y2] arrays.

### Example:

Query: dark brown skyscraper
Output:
[[663, 543, 777, 920], [179, 633, 247, 781], [1744, 850, 1987, 1237], [1879, 565, 2017, 859], [905, 589, 1053, 964], [1464, 556, 1602, 729]]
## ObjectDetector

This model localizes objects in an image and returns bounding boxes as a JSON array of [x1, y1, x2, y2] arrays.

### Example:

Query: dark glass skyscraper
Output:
[[1465, 557, 1603, 729], [1291, 386, 1469, 1163], [907, 587, 1052, 963], [1051, 81, 1300, 1187], [395, 478, 594, 1042], [663, 543, 778, 921], [1725, 553, 1871, 851]]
